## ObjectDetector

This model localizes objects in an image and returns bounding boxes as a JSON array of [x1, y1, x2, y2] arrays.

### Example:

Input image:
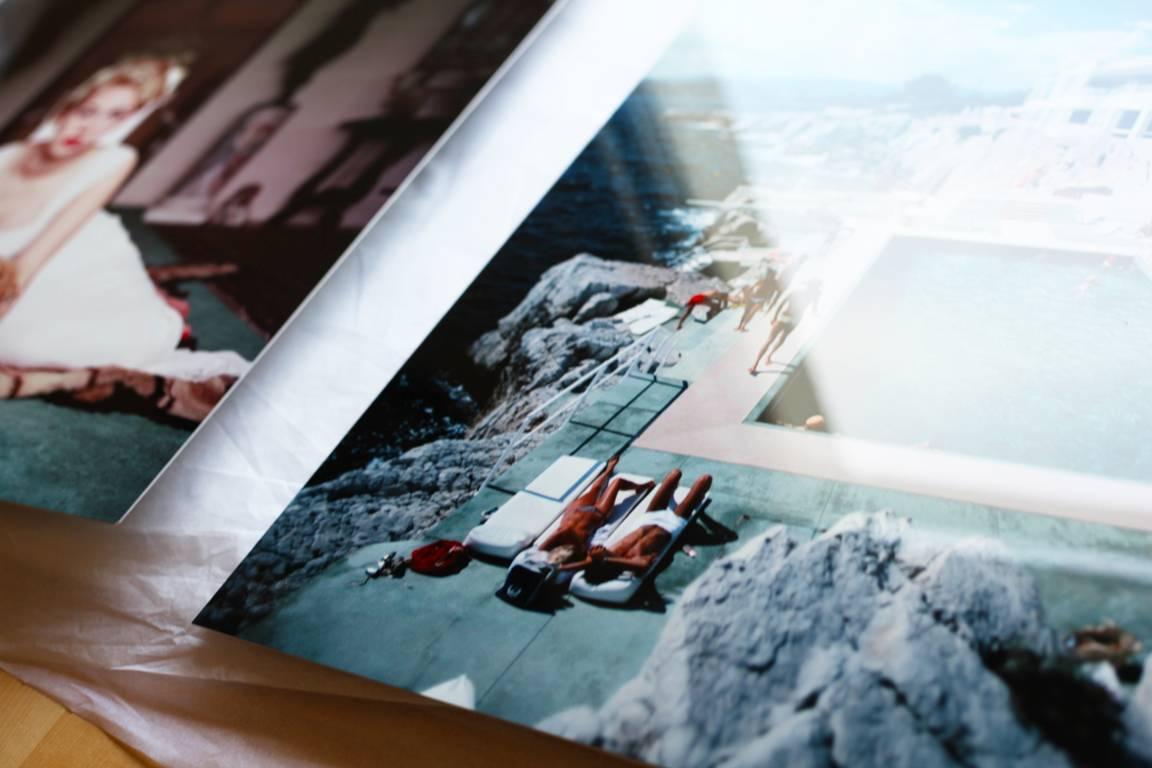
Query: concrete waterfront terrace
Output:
[[237, 295, 1152, 728]]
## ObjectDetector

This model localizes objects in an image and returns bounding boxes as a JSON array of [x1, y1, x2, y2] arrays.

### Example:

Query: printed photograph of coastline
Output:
[[199, 2, 1152, 765], [0, 0, 553, 521]]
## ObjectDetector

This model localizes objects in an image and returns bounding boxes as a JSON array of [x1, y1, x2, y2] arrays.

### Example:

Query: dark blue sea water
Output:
[[421, 82, 746, 356], [311, 83, 746, 480]]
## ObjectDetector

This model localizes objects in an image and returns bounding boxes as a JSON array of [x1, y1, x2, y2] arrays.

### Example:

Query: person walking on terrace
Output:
[[735, 269, 781, 332], [748, 280, 821, 375]]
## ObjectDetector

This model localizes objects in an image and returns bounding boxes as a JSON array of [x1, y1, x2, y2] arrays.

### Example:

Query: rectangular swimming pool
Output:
[[755, 236, 1152, 484]]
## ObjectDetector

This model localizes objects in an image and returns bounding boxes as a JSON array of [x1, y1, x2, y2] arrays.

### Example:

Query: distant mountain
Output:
[[646, 75, 1026, 115]]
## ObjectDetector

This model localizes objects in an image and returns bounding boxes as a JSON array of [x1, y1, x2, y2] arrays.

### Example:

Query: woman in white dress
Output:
[[0, 58, 249, 420]]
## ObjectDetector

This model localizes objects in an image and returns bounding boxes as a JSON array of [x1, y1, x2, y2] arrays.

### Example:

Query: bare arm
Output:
[[557, 557, 595, 572], [610, 478, 656, 494], [597, 554, 656, 573], [9, 151, 136, 294]]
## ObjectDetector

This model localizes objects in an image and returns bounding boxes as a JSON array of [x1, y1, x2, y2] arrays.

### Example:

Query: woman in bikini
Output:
[[735, 269, 781, 332], [748, 280, 821, 375], [0, 57, 249, 419], [559, 469, 712, 579], [538, 456, 656, 566]]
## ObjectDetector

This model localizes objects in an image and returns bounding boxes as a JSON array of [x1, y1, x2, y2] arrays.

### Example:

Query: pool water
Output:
[[758, 237, 1152, 483]]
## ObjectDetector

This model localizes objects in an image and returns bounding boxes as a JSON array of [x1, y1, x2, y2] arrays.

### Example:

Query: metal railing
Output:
[[474, 325, 678, 491]]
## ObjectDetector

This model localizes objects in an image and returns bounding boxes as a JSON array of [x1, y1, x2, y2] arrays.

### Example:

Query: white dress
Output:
[[0, 145, 249, 380]]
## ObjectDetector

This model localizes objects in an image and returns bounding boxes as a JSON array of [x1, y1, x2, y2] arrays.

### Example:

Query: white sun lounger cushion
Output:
[[569, 487, 706, 605], [524, 455, 602, 500], [613, 298, 679, 336], [464, 456, 603, 559]]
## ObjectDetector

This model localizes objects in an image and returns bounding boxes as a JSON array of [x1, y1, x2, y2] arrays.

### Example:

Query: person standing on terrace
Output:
[[735, 268, 781, 332], [748, 280, 821, 375]]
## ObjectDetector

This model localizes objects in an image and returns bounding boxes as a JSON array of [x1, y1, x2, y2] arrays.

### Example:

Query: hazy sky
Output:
[[653, 0, 1152, 91]]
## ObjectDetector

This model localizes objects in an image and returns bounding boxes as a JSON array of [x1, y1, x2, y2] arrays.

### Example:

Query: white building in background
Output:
[[1026, 56, 1152, 140], [691, 56, 1152, 270]]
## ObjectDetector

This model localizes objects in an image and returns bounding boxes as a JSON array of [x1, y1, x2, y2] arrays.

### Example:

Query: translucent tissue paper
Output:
[[0, 2, 695, 765]]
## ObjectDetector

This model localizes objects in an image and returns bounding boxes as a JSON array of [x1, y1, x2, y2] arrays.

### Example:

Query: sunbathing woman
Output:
[[538, 456, 655, 566], [560, 470, 712, 579], [735, 271, 780, 332], [676, 290, 729, 330]]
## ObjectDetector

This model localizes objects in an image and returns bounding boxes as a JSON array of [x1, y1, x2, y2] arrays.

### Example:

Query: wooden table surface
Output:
[[0, 669, 150, 768]]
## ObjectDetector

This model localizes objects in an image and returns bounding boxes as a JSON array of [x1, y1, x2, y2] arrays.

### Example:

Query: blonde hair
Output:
[[52, 56, 188, 119]]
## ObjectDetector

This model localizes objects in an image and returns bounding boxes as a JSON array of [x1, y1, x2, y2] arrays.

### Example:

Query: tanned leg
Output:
[[646, 469, 682, 512], [737, 302, 760, 331], [568, 456, 619, 509], [676, 305, 694, 330], [762, 325, 795, 365], [674, 474, 712, 520], [750, 323, 783, 374]]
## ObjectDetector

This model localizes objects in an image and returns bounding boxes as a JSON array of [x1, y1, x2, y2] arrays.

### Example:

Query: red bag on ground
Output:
[[409, 540, 470, 576]]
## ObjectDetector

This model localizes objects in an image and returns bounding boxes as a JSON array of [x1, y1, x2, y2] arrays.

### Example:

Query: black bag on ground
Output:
[[497, 559, 555, 608]]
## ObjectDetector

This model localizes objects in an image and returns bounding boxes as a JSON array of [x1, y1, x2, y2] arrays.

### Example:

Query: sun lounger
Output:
[[464, 455, 604, 560], [613, 298, 679, 335], [569, 487, 709, 605]]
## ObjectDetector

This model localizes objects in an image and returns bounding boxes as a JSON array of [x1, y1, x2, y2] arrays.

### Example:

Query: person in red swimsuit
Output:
[[676, 289, 730, 330]]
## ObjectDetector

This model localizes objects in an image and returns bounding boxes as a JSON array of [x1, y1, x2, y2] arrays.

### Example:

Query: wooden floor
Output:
[[0, 669, 150, 768]]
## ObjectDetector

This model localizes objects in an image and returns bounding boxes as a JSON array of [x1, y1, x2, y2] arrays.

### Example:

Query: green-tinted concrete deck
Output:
[[237, 307, 1152, 728], [0, 214, 265, 521]]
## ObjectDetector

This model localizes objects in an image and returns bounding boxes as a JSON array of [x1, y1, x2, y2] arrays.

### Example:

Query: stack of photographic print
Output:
[[0, 0, 553, 521], [198, 2, 1152, 765]]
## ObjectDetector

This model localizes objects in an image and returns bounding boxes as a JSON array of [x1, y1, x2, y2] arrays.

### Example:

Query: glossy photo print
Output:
[[0, 0, 553, 522], [200, 2, 1152, 766]]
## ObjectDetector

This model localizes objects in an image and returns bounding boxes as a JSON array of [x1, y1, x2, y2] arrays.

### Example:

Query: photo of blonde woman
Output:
[[0, 57, 248, 419], [0, 0, 555, 523]]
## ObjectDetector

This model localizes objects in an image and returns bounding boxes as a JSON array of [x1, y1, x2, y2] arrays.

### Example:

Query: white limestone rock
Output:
[[541, 513, 1075, 768]]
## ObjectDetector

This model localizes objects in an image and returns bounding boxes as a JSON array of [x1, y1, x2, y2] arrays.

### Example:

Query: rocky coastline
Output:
[[200, 254, 723, 631]]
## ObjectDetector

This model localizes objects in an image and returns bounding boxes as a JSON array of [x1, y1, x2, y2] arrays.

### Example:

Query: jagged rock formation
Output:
[[471, 253, 722, 369], [698, 208, 775, 251], [469, 253, 723, 432], [541, 513, 1127, 768], [471, 317, 634, 435]]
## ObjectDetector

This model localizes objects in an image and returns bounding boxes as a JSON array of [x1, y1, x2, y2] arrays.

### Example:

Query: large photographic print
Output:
[[0, 0, 553, 521], [200, 3, 1152, 766]]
